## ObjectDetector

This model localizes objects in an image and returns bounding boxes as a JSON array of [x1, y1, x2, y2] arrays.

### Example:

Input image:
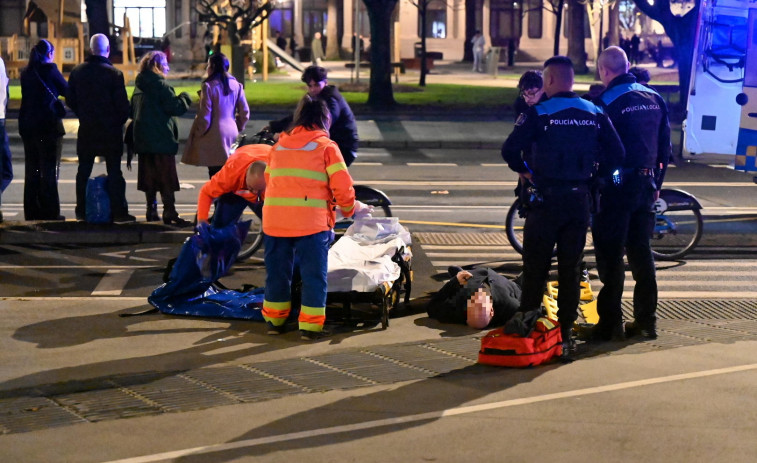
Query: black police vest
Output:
[[599, 82, 664, 169], [532, 97, 604, 182]]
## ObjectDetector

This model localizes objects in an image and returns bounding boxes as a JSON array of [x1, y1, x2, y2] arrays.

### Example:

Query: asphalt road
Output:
[[2, 147, 757, 462]]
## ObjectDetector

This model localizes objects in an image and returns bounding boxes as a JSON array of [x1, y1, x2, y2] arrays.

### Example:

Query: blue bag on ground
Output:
[[148, 220, 265, 320], [86, 175, 111, 223]]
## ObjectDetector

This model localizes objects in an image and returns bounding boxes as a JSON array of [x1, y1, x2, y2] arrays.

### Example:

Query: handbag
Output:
[[34, 68, 66, 119]]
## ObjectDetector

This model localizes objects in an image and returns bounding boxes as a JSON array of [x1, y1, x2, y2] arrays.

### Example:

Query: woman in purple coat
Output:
[[182, 53, 249, 178]]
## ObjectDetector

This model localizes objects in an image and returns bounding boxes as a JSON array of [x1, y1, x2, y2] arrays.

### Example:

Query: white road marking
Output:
[[406, 162, 458, 167], [91, 269, 136, 296], [1, 297, 146, 301], [101, 363, 757, 463], [0, 265, 153, 269], [100, 247, 168, 262]]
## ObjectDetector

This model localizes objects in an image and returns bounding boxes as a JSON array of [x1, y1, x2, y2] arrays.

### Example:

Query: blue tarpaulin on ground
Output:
[[148, 221, 265, 320]]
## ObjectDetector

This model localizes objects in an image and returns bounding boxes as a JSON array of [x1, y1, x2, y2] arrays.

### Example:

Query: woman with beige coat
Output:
[[182, 53, 249, 178]]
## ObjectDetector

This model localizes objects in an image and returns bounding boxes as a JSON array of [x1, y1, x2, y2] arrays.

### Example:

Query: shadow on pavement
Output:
[[173, 362, 558, 463]]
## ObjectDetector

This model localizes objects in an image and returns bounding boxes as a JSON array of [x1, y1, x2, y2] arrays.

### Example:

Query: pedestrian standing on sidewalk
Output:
[[67, 33, 134, 223], [471, 30, 486, 73], [501, 56, 625, 358], [18, 39, 67, 221], [262, 95, 370, 340], [0, 56, 12, 223], [130, 51, 193, 226], [590, 46, 671, 342], [310, 32, 325, 66], [182, 52, 249, 179]]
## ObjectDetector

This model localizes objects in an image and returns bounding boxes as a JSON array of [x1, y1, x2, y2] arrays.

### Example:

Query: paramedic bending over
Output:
[[195, 143, 271, 227], [262, 95, 371, 341]]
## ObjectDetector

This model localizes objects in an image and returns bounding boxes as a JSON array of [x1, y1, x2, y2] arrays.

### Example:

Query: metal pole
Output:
[[354, 0, 360, 83]]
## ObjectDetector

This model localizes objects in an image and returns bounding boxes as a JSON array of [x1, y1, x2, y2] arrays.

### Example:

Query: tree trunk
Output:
[[420, 2, 428, 86], [85, 0, 110, 37], [326, 0, 340, 59], [608, 1, 620, 46], [364, 0, 398, 108], [568, 0, 588, 74], [631, 0, 700, 107], [553, 0, 565, 56], [463, 0, 476, 61], [667, 13, 699, 108]]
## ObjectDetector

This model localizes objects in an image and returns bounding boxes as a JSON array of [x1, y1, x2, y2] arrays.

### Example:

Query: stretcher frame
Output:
[[326, 245, 413, 330]]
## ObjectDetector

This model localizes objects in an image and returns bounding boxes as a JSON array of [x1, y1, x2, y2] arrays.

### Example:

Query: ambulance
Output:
[[683, 0, 757, 173]]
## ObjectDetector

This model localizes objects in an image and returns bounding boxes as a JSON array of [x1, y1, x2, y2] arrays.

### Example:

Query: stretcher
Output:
[[540, 271, 599, 325], [325, 218, 413, 329]]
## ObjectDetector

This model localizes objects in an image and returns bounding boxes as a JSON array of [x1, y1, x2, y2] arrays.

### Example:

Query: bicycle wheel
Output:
[[505, 199, 526, 255], [650, 208, 703, 260], [236, 210, 264, 261]]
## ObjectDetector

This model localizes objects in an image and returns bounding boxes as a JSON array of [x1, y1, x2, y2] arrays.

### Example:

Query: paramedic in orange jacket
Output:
[[262, 95, 370, 340], [195, 143, 271, 228]]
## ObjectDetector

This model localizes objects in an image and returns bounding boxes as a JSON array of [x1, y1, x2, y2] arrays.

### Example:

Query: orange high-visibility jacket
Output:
[[263, 126, 356, 237], [196, 144, 271, 222]]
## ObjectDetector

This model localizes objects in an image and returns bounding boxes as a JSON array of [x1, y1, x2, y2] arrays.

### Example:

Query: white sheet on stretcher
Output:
[[327, 235, 411, 293]]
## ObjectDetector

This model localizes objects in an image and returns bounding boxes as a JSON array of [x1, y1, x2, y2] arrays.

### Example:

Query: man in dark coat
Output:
[[67, 33, 134, 222], [427, 267, 521, 327]]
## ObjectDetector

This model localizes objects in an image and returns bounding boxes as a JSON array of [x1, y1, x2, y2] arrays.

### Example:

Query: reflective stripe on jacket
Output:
[[263, 126, 356, 237]]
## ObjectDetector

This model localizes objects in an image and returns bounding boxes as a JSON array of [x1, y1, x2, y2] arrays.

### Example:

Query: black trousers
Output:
[[22, 134, 62, 220], [76, 147, 129, 218], [592, 175, 658, 329], [519, 187, 591, 331]]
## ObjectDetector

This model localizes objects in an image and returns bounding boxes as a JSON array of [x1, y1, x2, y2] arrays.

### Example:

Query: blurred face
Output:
[[306, 79, 327, 98], [521, 86, 544, 106], [206, 60, 213, 77]]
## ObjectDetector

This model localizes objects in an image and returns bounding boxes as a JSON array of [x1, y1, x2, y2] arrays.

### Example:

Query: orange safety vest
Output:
[[263, 126, 356, 237], [196, 144, 271, 222]]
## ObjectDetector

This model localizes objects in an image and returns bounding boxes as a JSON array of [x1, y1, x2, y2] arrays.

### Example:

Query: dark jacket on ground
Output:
[[427, 268, 521, 327], [594, 73, 671, 189], [67, 55, 130, 153], [130, 70, 191, 155], [18, 62, 67, 138]]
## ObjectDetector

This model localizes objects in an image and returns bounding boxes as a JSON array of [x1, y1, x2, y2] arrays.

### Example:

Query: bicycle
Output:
[[505, 188, 703, 261], [230, 130, 393, 260]]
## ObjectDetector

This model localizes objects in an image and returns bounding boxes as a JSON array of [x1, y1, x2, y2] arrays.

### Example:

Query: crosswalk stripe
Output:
[[421, 239, 757, 299]]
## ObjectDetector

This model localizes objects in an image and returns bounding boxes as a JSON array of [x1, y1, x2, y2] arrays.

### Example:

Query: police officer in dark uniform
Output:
[[591, 46, 672, 341], [502, 56, 625, 355]]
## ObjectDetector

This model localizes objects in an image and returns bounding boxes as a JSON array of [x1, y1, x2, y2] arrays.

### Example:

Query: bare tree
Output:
[[568, 0, 589, 73], [542, 0, 567, 56], [196, 0, 273, 84], [631, 0, 699, 105], [85, 0, 109, 37], [407, 0, 440, 86], [363, 0, 399, 108]]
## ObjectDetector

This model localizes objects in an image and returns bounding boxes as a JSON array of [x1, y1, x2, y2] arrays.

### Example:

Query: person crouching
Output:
[[262, 95, 370, 340]]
